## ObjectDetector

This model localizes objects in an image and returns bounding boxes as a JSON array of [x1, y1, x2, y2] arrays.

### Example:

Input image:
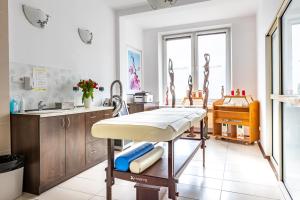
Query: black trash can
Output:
[[0, 155, 24, 200]]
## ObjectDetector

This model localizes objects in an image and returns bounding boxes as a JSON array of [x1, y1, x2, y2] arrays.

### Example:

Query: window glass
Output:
[[282, 1, 300, 199], [198, 33, 227, 100], [166, 37, 192, 100], [163, 30, 230, 103]]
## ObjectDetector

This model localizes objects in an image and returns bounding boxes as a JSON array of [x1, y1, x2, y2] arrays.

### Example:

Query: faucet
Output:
[[38, 101, 47, 111]]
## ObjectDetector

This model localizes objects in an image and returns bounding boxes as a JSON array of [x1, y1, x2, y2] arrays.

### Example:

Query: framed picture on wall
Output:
[[127, 46, 142, 93]]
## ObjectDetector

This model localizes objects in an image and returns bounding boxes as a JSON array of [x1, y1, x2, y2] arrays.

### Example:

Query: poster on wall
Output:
[[32, 67, 48, 91], [127, 46, 142, 94]]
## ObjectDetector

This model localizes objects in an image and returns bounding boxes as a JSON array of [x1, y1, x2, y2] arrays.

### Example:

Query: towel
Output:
[[96, 108, 206, 132]]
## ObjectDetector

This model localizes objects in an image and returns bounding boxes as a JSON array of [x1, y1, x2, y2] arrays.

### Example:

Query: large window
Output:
[[163, 29, 231, 102], [166, 37, 192, 99]]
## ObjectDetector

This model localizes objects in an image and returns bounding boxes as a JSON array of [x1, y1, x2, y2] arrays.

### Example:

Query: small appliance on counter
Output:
[[126, 94, 134, 103], [133, 91, 153, 103], [55, 102, 75, 110]]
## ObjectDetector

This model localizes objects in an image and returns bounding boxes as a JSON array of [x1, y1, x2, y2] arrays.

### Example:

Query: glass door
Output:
[[271, 27, 281, 166], [282, 0, 300, 199]]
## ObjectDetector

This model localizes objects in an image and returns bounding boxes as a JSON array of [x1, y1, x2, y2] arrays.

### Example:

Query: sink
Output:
[[25, 109, 65, 115]]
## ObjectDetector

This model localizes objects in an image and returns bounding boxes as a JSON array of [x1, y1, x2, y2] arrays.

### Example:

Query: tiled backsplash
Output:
[[10, 63, 104, 110]]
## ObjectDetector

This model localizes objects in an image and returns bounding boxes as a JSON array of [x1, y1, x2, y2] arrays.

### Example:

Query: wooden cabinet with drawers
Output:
[[128, 102, 159, 114], [11, 108, 113, 195], [85, 109, 112, 167]]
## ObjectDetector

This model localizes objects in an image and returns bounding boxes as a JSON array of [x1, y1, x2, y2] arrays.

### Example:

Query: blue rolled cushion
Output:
[[115, 143, 154, 172]]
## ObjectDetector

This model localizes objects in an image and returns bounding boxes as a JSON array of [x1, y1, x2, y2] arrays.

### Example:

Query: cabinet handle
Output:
[[89, 116, 97, 119], [91, 150, 97, 154], [61, 118, 65, 128], [67, 117, 71, 128]]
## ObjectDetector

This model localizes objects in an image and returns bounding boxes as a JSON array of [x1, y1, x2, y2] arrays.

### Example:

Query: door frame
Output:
[[266, 1, 293, 199], [266, 18, 282, 180]]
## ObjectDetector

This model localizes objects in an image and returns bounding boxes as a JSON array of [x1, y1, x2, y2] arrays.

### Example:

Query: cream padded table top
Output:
[[92, 108, 206, 142]]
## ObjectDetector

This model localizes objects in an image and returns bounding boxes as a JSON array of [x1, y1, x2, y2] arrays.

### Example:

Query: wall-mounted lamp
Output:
[[22, 5, 50, 28], [78, 28, 93, 44]]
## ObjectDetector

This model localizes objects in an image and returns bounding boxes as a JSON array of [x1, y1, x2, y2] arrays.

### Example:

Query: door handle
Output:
[[91, 150, 97, 154], [61, 118, 65, 128], [67, 117, 71, 129], [89, 116, 97, 119]]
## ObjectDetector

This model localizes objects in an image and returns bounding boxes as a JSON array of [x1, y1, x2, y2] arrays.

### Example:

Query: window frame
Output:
[[162, 28, 232, 102]]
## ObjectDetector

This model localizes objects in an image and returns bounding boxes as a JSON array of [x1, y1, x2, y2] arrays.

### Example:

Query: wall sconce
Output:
[[22, 5, 50, 28], [78, 28, 93, 44]]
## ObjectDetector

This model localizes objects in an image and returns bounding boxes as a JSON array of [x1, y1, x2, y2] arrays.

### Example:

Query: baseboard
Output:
[[257, 141, 268, 158], [257, 141, 279, 180], [279, 182, 293, 200]]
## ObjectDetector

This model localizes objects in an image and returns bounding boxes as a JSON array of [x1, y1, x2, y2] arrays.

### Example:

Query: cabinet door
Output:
[[86, 111, 104, 143], [40, 116, 66, 187], [128, 104, 144, 114], [104, 109, 113, 119], [86, 140, 107, 166], [144, 103, 159, 111], [66, 114, 86, 176]]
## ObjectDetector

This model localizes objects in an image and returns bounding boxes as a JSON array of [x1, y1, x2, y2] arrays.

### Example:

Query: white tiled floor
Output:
[[19, 139, 285, 200]]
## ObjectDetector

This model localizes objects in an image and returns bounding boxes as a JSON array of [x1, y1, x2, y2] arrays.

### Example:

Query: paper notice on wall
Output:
[[32, 67, 48, 91]]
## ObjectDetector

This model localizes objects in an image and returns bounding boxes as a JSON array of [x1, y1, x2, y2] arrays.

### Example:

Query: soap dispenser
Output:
[[10, 99, 18, 114], [20, 97, 25, 113]]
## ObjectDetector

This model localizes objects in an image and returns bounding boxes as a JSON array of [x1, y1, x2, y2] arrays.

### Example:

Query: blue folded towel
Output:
[[115, 143, 154, 172]]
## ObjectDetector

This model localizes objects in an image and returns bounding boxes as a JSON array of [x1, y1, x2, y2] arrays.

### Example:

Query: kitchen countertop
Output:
[[15, 107, 114, 118]]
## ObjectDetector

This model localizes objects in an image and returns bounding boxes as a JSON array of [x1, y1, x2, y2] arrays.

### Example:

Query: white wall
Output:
[[9, 0, 116, 101], [143, 16, 257, 102], [0, 0, 10, 155], [256, 0, 283, 154], [118, 18, 144, 96], [6, 0, 116, 153]]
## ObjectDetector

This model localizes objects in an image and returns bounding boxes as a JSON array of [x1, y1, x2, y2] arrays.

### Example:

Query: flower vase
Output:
[[83, 97, 92, 108]]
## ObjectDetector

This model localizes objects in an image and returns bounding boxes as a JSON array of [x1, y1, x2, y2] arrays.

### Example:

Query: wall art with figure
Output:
[[127, 47, 142, 93]]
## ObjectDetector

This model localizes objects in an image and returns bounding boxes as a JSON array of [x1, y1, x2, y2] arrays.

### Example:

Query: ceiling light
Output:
[[147, 0, 178, 10]]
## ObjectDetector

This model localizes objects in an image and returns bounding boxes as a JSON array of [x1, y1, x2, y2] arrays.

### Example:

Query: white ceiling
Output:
[[104, 0, 210, 10], [119, 0, 259, 29], [103, 0, 147, 10]]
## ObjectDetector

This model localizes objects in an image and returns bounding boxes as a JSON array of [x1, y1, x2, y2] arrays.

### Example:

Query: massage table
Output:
[[92, 108, 207, 200]]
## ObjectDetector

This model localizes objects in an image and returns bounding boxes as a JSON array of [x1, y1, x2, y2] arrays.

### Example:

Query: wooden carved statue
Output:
[[188, 75, 193, 106], [165, 87, 169, 106], [221, 85, 225, 99], [168, 59, 176, 108], [187, 75, 196, 138], [202, 54, 210, 139]]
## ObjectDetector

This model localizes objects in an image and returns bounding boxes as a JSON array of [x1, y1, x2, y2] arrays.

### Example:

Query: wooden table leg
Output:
[[200, 120, 205, 167], [168, 140, 177, 200], [106, 139, 115, 200]]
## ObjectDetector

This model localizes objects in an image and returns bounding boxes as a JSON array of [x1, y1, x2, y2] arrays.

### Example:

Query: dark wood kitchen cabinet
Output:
[[85, 109, 112, 167], [11, 108, 113, 195], [65, 114, 86, 176], [40, 116, 66, 188], [127, 102, 159, 114]]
